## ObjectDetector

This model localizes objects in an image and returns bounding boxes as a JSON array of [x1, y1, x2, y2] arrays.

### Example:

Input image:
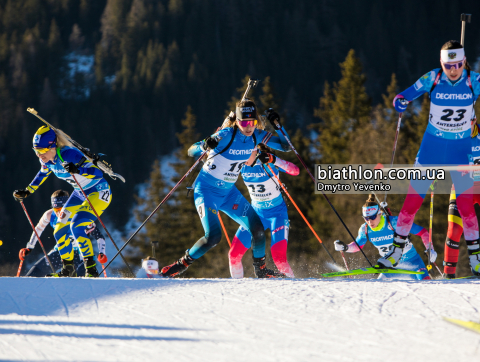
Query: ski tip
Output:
[[27, 107, 38, 115]]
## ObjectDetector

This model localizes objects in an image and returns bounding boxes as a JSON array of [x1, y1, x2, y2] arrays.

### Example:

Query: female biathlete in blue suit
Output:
[[160, 101, 291, 278], [378, 40, 480, 270], [13, 126, 112, 277], [229, 145, 299, 278], [335, 195, 436, 280]]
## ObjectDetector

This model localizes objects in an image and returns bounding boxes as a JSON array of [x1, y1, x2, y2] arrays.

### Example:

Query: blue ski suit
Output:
[[187, 126, 290, 260]]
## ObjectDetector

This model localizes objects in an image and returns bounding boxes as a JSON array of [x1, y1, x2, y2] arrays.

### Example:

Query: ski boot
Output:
[[253, 257, 286, 278], [467, 239, 480, 276], [47, 259, 77, 277], [377, 233, 407, 268], [160, 250, 194, 278], [84, 256, 100, 278]]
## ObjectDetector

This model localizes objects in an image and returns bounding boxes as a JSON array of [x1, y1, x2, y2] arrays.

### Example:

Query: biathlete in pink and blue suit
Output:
[[378, 40, 480, 269], [229, 146, 299, 278]]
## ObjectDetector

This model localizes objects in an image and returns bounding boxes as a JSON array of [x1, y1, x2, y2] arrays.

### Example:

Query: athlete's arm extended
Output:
[[27, 163, 52, 193], [188, 128, 232, 158], [26, 209, 53, 249], [395, 69, 439, 103], [61, 148, 103, 180], [346, 225, 368, 252], [274, 157, 299, 176]]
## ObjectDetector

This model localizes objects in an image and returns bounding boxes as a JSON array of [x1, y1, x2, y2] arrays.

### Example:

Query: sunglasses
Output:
[[237, 119, 257, 127], [363, 213, 378, 221], [442, 60, 464, 70], [33, 147, 52, 154]]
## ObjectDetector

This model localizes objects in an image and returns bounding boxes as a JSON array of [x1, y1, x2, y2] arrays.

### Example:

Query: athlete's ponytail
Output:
[[441, 40, 472, 71], [363, 194, 378, 208]]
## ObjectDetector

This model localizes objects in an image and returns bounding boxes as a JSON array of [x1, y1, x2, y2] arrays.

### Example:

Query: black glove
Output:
[[62, 162, 79, 174], [265, 108, 282, 130], [13, 189, 30, 201], [203, 136, 219, 150], [258, 152, 276, 164]]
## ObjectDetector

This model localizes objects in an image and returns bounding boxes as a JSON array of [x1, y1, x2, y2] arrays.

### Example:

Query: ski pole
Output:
[[70, 174, 135, 278], [19, 201, 56, 273], [101, 150, 208, 274], [264, 164, 337, 264], [271, 122, 373, 267], [427, 183, 434, 272], [100, 264, 107, 278], [427, 181, 444, 277], [16, 259, 23, 277], [340, 252, 350, 271], [218, 212, 231, 248], [384, 112, 403, 204]]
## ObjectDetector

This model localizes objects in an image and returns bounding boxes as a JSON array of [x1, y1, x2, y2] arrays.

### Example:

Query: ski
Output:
[[443, 317, 480, 335], [320, 267, 423, 278], [27, 108, 126, 183]]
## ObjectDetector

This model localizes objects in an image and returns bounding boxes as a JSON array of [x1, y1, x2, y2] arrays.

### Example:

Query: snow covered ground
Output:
[[0, 277, 479, 362]]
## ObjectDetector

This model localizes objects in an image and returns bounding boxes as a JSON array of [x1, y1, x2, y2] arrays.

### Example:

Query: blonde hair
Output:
[[55, 128, 74, 149], [363, 194, 378, 208]]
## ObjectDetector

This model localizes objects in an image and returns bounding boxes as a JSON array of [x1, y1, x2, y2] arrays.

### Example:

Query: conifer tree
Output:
[[314, 49, 372, 164]]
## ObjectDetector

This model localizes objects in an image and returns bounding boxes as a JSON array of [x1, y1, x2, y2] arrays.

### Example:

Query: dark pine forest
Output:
[[1, 0, 480, 277]]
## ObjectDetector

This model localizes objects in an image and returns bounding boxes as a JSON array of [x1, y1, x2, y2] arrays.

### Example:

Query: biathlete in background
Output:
[[136, 256, 160, 278], [20, 190, 107, 277], [13, 126, 112, 277], [229, 143, 299, 278], [335, 195, 435, 280], [378, 40, 480, 272], [443, 121, 480, 278], [160, 100, 291, 278]]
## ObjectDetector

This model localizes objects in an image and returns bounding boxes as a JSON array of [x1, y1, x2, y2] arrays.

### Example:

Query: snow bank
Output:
[[0, 278, 479, 361]]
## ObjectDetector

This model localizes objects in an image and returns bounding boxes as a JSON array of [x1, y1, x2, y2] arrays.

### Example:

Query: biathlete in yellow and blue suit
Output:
[[13, 126, 112, 277]]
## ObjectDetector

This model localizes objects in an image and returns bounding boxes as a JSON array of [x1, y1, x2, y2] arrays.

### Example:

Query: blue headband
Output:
[[362, 204, 379, 217], [51, 195, 69, 208]]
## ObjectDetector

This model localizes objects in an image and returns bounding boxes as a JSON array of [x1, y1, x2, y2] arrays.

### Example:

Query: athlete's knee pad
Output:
[[204, 230, 222, 248], [250, 225, 265, 243]]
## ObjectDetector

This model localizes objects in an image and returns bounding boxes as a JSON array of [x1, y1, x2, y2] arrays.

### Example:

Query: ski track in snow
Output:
[[0, 278, 479, 361]]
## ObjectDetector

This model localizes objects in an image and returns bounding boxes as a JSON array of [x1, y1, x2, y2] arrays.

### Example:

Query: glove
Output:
[[334, 240, 348, 252], [97, 253, 108, 264], [202, 136, 219, 150], [62, 162, 79, 174], [13, 189, 30, 201], [19, 248, 32, 261], [393, 95, 409, 113], [425, 249, 437, 263], [265, 108, 282, 130], [258, 152, 276, 164]]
